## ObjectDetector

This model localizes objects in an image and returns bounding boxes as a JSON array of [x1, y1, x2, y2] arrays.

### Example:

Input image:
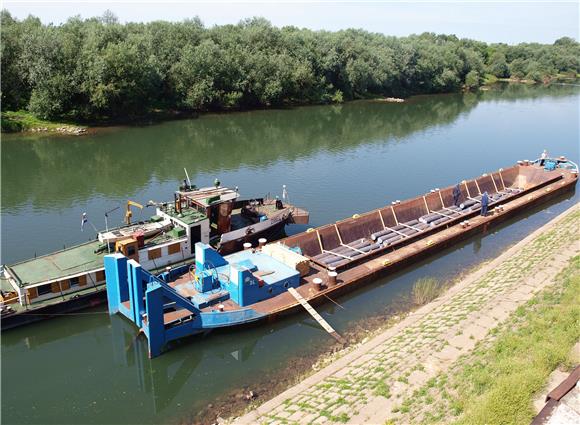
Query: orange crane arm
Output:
[[125, 200, 144, 225]]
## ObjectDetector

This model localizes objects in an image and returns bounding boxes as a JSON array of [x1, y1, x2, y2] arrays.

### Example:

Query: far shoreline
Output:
[[2, 77, 578, 137]]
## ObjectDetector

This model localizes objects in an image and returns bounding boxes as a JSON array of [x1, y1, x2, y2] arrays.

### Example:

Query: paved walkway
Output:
[[236, 203, 580, 425]]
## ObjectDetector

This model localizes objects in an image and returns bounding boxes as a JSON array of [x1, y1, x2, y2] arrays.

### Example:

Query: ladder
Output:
[[288, 287, 346, 344]]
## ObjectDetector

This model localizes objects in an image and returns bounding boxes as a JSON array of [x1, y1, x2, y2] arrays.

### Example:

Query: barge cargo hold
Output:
[[104, 158, 578, 357]]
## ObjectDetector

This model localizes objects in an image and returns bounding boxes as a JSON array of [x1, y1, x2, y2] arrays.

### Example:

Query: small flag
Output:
[[81, 212, 88, 231], [282, 185, 288, 201]]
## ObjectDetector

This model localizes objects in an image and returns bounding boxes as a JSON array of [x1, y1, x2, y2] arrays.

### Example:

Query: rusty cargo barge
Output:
[[105, 158, 578, 357]]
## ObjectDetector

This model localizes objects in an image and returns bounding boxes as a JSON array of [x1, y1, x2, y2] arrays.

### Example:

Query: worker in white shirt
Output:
[[540, 149, 548, 166]]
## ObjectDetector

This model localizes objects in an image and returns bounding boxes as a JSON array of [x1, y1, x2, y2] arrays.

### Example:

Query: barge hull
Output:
[[1, 290, 106, 330]]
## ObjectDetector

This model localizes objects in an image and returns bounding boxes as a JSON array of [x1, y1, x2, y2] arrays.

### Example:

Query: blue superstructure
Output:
[[105, 242, 301, 357]]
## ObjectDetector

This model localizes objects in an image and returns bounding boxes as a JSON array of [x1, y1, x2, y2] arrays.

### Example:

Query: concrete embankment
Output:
[[234, 203, 580, 425]]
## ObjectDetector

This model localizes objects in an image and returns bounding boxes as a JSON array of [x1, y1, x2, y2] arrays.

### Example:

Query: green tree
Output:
[[487, 51, 510, 78], [465, 70, 481, 89], [1, 11, 578, 123]]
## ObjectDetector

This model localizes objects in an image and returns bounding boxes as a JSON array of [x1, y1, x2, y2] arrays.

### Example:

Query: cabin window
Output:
[[168, 243, 181, 255], [27, 287, 38, 300], [96, 270, 106, 282], [148, 248, 161, 260], [38, 284, 52, 296], [127, 246, 136, 256], [69, 277, 79, 287]]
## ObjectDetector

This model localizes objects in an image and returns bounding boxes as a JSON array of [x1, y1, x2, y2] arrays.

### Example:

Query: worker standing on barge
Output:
[[481, 191, 489, 216], [453, 184, 461, 206], [540, 149, 548, 166]]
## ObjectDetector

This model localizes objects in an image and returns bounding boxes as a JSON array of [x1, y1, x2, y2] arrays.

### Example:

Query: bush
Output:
[[331, 90, 344, 104]]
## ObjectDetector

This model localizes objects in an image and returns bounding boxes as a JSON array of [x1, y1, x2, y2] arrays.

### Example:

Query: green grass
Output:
[[1, 110, 86, 133], [451, 255, 580, 424], [412, 277, 443, 305], [374, 381, 391, 398]]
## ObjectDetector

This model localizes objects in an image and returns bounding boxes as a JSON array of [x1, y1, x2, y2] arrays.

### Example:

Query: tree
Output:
[[487, 52, 510, 78], [465, 70, 481, 89], [1, 11, 578, 122]]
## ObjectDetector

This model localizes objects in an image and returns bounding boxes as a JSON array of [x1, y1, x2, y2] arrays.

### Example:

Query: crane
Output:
[[125, 200, 143, 225]]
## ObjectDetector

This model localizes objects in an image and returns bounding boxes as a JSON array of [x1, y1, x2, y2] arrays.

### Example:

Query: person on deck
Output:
[[481, 191, 489, 216], [540, 149, 548, 166], [452, 184, 461, 206], [275, 196, 283, 209]]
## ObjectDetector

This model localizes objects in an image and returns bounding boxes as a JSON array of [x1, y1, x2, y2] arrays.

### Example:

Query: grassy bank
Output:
[[401, 255, 580, 424], [1, 110, 87, 134]]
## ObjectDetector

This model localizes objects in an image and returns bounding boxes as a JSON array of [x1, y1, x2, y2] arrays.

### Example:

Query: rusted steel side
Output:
[[283, 231, 321, 257], [501, 166, 519, 187], [476, 175, 497, 194], [466, 179, 480, 196], [393, 198, 428, 223], [336, 212, 382, 243], [525, 166, 558, 187], [379, 207, 397, 227], [492, 172, 505, 191], [439, 186, 458, 207], [425, 192, 443, 211], [318, 224, 341, 251]]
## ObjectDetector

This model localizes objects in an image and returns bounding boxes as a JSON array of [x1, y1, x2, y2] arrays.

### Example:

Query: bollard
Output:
[[243, 242, 252, 250], [327, 271, 338, 286], [258, 238, 267, 248], [313, 277, 323, 291]]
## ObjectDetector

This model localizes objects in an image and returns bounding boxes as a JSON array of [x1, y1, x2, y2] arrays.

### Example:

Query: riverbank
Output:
[[0, 111, 88, 135], [3, 78, 578, 136], [233, 203, 580, 425], [0, 81, 566, 136]]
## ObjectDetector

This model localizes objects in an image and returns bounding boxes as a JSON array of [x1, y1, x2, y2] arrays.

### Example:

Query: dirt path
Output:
[[235, 203, 580, 425]]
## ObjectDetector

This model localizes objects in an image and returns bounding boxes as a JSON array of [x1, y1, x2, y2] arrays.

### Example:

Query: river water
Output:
[[1, 83, 579, 424]]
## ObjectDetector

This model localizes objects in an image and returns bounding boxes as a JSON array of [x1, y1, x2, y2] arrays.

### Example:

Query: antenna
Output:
[[104, 206, 121, 253], [184, 168, 192, 188]]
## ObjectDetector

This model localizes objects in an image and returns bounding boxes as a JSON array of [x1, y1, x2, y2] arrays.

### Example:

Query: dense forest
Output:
[[1, 10, 579, 122]]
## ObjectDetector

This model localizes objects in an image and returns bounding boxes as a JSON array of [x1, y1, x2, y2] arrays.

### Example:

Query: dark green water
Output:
[[1, 83, 579, 424]]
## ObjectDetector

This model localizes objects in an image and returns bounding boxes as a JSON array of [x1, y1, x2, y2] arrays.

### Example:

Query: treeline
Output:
[[1, 10, 579, 121]]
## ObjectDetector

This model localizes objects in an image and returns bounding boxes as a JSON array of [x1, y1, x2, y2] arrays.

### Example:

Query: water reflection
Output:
[[2, 83, 578, 211]]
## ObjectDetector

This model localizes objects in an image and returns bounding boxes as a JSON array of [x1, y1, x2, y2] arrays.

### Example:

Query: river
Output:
[[1, 83, 579, 424]]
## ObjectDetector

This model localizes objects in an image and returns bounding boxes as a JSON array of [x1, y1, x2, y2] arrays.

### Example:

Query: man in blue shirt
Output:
[[481, 192, 489, 216]]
